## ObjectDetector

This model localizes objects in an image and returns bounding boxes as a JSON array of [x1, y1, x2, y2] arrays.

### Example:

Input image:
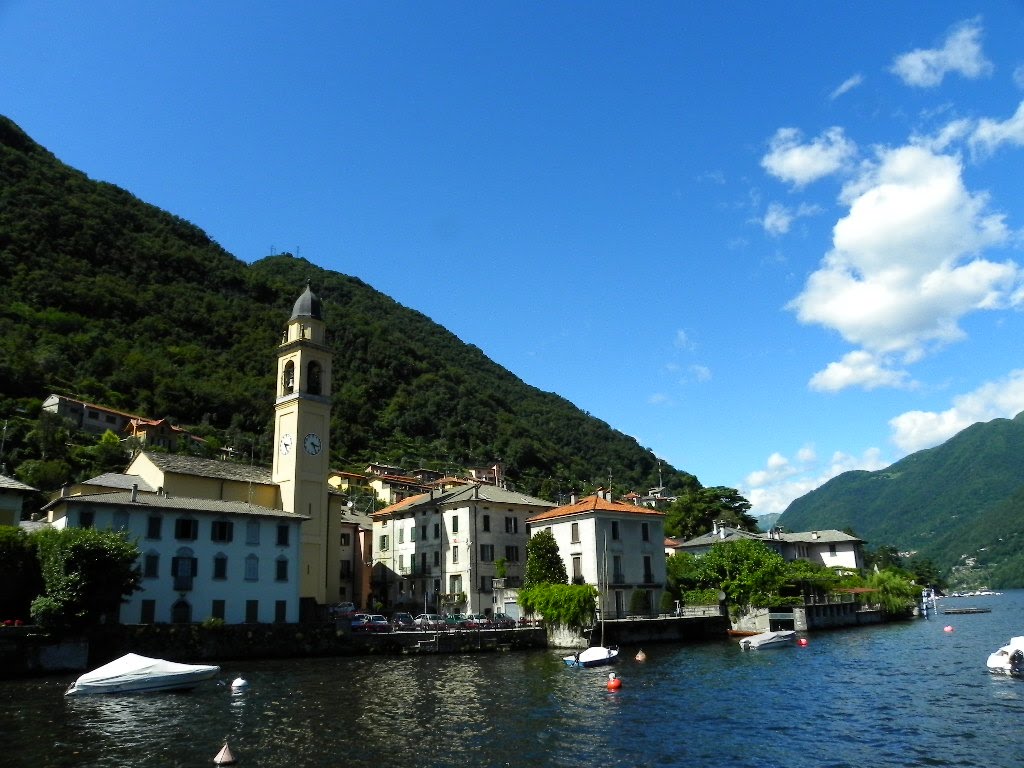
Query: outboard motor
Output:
[[1009, 650, 1023, 678]]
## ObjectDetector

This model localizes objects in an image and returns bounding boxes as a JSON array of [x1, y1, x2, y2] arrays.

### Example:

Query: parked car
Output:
[[444, 614, 468, 629], [414, 613, 445, 630], [328, 601, 357, 618], [350, 613, 371, 632], [491, 612, 517, 629], [366, 614, 392, 633], [464, 613, 492, 629], [391, 612, 415, 631]]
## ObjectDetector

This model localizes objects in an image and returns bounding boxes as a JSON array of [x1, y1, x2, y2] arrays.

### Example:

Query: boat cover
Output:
[[67, 653, 220, 695]]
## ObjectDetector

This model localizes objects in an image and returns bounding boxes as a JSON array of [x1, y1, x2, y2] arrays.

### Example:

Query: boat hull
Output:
[[739, 630, 797, 650], [987, 637, 1024, 678], [66, 653, 220, 696], [563, 646, 619, 668]]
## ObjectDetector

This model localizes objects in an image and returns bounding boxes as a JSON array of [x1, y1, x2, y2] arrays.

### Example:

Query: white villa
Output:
[[669, 521, 865, 571], [527, 490, 667, 618]]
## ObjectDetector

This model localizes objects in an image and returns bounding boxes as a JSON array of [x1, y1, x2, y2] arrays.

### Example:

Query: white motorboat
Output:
[[986, 636, 1024, 678], [564, 645, 620, 668], [738, 630, 797, 650], [66, 653, 220, 696]]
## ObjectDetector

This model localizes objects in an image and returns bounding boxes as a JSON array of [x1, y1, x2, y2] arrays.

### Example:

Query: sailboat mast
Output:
[[601, 532, 608, 647]]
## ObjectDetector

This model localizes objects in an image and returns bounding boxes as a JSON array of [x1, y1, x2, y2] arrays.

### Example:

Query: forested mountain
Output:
[[0, 115, 698, 500], [778, 412, 1024, 587]]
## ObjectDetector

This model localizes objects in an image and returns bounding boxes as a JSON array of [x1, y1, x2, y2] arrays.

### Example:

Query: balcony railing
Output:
[[399, 564, 432, 576]]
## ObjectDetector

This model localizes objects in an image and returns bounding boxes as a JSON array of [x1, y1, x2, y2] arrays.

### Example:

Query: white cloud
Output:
[[674, 329, 694, 350], [689, 364, 712, 382], [912, 118, 973, 153], [762, 202, 794, 236], [788, 144, 1019, 391], [761, 201, 822, 236], [890, 19, 993, 87], [808, 351, 912, 393], [761, 127, 857, 187], [1015, 64, 1024, 90], [830, 74, 864, 100], [742, 445, 887, 516], [647, 393, 671, 406], [889, 369, 1024, 452], [970, 100, 1024, 156]]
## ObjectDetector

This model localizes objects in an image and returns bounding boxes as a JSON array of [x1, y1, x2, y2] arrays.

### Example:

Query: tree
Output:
[[664, 486, 756, 539], [15, 458, 72, 492], [867, 568, 921, 615], [866, 544, 903, 571], [75, 429, 129, 477], [0, 525, 42, 621], [518, 583, 597, 631], [693, 539, 789, 613], [29, 527, 141, 628], [523, 529, 568, 587]]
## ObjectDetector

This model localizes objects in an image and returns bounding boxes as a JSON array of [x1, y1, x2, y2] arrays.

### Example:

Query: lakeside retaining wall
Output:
[[0, 623, 549, 679]]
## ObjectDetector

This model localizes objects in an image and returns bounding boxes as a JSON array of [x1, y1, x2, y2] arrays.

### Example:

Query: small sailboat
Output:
[[564, 534, 619, 668]]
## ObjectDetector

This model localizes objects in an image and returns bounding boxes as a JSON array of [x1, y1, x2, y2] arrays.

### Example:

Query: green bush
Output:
[[518, 583, 597, 631]]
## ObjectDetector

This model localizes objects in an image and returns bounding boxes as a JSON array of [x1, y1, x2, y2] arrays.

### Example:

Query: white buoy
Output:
[[213, 742, 237, 765], [230, 676, 249, 691]]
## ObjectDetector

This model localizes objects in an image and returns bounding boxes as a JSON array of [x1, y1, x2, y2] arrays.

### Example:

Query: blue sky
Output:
[[5, 3, 1024, 517]]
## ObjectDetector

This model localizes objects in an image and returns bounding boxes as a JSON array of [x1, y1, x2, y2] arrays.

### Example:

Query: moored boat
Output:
[[66, 653, 220, 696], [739, 630, 797, 650], [986, 637, 1024, 678], [563, 645, 619, 668]]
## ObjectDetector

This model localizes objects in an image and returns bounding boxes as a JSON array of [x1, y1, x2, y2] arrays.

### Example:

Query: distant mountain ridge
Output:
[[0, 115, 698, 499], [778, 412, 1024, 587]]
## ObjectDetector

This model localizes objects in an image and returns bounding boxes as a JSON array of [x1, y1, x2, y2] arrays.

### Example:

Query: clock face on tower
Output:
[[303, 433, 323, 455], [279, 434, 294, 455]]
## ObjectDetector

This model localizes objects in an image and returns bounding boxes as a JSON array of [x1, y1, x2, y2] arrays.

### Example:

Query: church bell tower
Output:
[[273, 282, 332, 605]]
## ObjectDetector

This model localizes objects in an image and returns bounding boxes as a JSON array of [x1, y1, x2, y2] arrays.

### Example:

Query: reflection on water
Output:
[[5, 593, 1024, 767]]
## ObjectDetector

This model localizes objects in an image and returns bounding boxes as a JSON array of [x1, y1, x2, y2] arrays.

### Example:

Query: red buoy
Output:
[[798, 638, 808, 647], [606, 672, 621, 690]]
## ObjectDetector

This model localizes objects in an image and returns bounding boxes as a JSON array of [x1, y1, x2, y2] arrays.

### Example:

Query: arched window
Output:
[[307, 361, 322, 395], [282, 361, 295, 395], [172, 547, 196, 591], [214, 553, 228, 580], [171, 599, 192, 623], [245, 553, 259, 581]]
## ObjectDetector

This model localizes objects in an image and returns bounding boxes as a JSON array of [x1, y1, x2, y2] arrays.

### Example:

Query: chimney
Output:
[[130, 483, 138, 503], [711, 520, 718, 534], [719, 525, 726, 540], [570, 493, 577, 505], [812, 531, 819, 540]]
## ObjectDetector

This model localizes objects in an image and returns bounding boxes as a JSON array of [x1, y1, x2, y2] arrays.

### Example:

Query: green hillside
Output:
[[0, 115, 698, 500], [778, 412, 1024, 586]]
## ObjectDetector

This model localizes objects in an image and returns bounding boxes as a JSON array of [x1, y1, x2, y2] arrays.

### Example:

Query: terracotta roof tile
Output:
[[526, 493, 664, 523]]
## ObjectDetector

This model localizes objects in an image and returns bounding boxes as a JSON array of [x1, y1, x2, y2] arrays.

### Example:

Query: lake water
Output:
[[3, 591, 1024, 767]]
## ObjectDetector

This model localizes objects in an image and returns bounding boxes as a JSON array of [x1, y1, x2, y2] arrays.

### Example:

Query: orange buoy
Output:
[[213, 742, 238, 766], [606, 672, 622, 690]]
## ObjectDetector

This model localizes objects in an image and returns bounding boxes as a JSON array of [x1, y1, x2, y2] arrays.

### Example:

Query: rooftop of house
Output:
[[371, 483, 555, 519], [75, 473, 156, 493], [137, 451, 274, 485], [526, 490, 665, 524], [0, 474, 37, 493], [43, 489, 306, 520], [672, 524, 863, 549]]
